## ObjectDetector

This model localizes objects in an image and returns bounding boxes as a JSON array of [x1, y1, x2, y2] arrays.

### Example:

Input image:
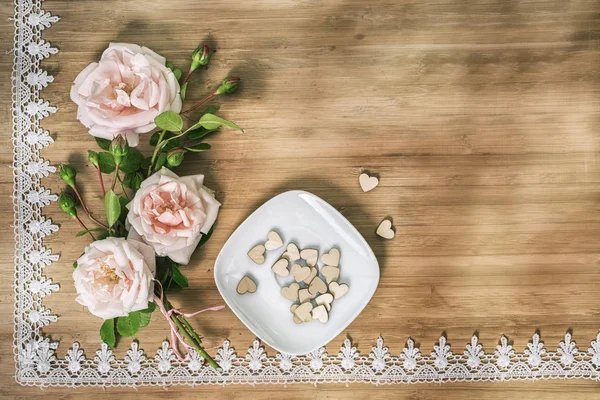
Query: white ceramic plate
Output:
[[214, 190, 380, 355]]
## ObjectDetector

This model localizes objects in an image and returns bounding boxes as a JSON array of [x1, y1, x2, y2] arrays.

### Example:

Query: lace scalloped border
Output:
[[11, 0, 600, 388]]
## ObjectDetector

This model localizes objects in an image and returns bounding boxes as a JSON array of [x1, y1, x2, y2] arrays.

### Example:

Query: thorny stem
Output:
[[73, 182, 108, 228], [75, 216, 95, 240], [181, 92, 216, 115], [147, 130, 166, 176], [96, 166, 106, 196], [117, 174, 130, 201]]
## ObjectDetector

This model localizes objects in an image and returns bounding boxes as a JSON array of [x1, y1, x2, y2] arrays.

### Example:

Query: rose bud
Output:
[[167, 147, 186, 167], [88, 150, 99, 168], [190, 45, 211, 71], [59, 191, 78, 218], [110, 134, 129, 165], [59, 164, 77, 187], [215, 77, 240, 95]]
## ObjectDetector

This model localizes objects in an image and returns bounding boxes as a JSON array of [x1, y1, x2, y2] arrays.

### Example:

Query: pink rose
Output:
[[73, 237, 156, 320], [70, 43, 182, 147], [126, 168, 220, 265]]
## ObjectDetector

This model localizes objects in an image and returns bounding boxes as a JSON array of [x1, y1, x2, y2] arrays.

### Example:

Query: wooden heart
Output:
[[308, 276, 327, 296], [265, 230, 283, 251], [315, 293, 334, 311], [300, 248, 318, 267], [248, 244, 266, 264], [321, 248, 340, 267], [359, 172, 379, 192], [321, 265, 340, 284], [291, 263, 311, 282], [376, 218, 395, 239], [329, 281, 349, 299], [290, 304, 302, 323], [284, 243, 300, 261], [271, 258, 289, 277], [294, 302, 313, 322], [236, 276, 257, 295], [281, 282, 300, 301], [298, 288, 314, 303], [302, 267, 318, 284], [311, 304, 329, 323]]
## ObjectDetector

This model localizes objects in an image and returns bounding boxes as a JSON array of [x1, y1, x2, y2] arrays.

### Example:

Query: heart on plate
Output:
[[300, 248, 318, 267], [376, 218, 395, 239], [321, 248, 340, 267], [265, 230, 283, 251], [359, 172, 379, 192], [308, 276, 327, 296], [302, 267, 318, 284], [271, 258, 289, 277], [284, 243, 301, 261], [315, 293, 334, 311], [248, 244, 266, 264], [291, 263, 311, 282], [298, 288, 314, 303], [312, 304, 329, 323], [329, 281, 349, 299], [281, 282, 300, 301], [237, 276, 257, 294], [294, 302, 313, 322], [321, 265, 340, 284]]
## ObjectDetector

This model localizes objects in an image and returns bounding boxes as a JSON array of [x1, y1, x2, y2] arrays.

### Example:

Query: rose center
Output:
[[101, 262, 120, 283]]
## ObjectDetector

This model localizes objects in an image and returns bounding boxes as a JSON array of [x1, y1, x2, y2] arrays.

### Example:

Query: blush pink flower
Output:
[[126, 168, 220, 265], [70, 43, 182, 146]]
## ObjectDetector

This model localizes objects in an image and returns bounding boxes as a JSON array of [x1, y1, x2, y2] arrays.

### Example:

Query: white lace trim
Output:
[[11, 0, 600, 388]]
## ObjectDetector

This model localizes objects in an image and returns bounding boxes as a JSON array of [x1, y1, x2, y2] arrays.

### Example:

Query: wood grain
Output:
[[1, 0, 600, 398]]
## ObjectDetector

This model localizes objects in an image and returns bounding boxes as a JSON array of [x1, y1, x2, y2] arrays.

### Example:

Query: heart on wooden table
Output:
[[248, 244, 266, 264], [359, 172, 379, 192], [321, 248, 340, 267], [271, 258, 289, 277], [265, 230, 283, 251], [376, 218, 395, 239], [237, 276, 257, 295]]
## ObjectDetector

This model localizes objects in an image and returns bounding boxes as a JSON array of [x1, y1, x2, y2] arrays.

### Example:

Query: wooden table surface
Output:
[[1, 0, 600, 398]]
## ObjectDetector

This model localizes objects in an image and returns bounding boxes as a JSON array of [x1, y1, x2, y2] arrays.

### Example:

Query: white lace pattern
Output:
[[11, 0, 600, 388]]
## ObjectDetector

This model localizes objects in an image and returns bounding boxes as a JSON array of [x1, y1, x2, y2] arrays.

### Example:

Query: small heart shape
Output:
[[300, 248, 318, 267], [376, 218, 395, 239], [329, 281, 349, 299], [283, 243, 300, 261], [321, 248, 340, 267], [302, 267, 318, 284], [315, 293, 334, 311], [311, 304, 329, 323], [291, 263, 311, 282], [290, 304, 302, 324], [271, 258, 289, 277], [359, 172, 379, 192], [237, 276, 257, 295], [298, 288, 314, 303], [281, 282, 300, 301], [308, 276, 328, 296], [248, 244, 266, 264], [293, 302, 313, 322], [265, 231, 283, 251], [321, 265, 340, 284]]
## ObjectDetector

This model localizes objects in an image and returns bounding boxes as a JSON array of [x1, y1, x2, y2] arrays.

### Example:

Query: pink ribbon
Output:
[[154, 280, 225, 362]]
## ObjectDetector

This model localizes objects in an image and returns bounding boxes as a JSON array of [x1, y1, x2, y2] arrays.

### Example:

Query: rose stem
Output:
[[75, 216, 95, 240], [147, 130, 167, 176], [181, 92, 217, 115], [117, 174, 130, 200], [96, 166, 106, 196], [111, 169, 119, 191], [181, 69, 193, 86], [73, 183, 108, 228], [165, 301, 220, 369]]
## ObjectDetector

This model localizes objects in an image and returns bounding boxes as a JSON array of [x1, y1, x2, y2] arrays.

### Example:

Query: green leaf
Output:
[[186, 127, 219, 141], [180, 82, 188, 101], [97, 231, 110, 240], [116, 312, 141, 337], [98, 152, 116, 174], [154, 111, 183, 132], [196, 225, 214, 249], [118, 150, 144, 173], [171, 263, 189, 288], [122, 172, 143, 190], [138, 311, 152, 328], [95, 137, 112, 151], [150, 132, 160, 146], [104, 190, 121, 227], [73, 261, 78, 269], [100, 318, 116, 348], [203, 106, 220, 115], [76, 228, 106, 237], [172, 67, 182, 81], [162, 137, 181, 152], [194, 113, 243, 132], [154, 152, 167, 172], [185, 143, 212, 152]]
